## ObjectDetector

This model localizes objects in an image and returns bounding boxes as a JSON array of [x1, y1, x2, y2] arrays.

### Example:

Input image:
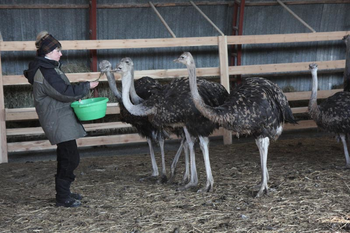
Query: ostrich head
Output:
[[99, 60, 112, 73], [115, 57, 134, 77], [309, 63, 318, 71], [173, 52, 194, 66]]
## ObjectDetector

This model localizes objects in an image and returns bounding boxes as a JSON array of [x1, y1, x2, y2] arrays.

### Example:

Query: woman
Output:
[[24, 31, 99, 207]]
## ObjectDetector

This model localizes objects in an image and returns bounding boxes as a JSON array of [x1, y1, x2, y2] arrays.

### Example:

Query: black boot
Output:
[[55, 178, 81, 207], [70, 192, 83, 200]]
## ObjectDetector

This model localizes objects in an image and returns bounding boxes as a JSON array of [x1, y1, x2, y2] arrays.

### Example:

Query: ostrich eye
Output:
[[125, 60, 129, 64]]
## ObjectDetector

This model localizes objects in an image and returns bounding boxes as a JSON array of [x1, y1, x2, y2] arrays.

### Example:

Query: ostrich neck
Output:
[[105, 71, 122, 102], [187, 63, 223, 125], [344, 37, 350, 91], [308, 69, 320, 119], [129, 67, 143, 104], [121, 71, 154, 116]]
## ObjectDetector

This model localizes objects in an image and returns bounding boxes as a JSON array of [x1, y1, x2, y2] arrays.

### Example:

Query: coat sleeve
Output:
[[40, 67, 90, 102]]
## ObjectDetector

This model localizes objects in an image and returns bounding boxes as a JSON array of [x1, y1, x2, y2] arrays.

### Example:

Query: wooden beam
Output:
[[245, 0, 350, 6], [2, 31, 350, 52], [3, 60, 345, 86], [0, 2, 236, 10], [226, 31, 350, 45], [7, 122, 132, 136], [218, 35, 232, 144], [0, 33, 8, 163], [277, 0, 316, 33], [190, 1, 225, 36], [5, 103, 120, 121], [285, 89, 342, 101], [149, 1, 176, 38], [283, 120, 317, 130]]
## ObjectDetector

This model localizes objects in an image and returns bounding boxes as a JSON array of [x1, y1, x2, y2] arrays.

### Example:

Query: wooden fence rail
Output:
[[0, 31, 349, 163]]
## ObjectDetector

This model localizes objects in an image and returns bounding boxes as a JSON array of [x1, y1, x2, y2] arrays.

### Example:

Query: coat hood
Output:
[[23, 57, 60, 84]]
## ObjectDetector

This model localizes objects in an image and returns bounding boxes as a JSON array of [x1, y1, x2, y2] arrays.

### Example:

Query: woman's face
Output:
[[46, 48, 62, 61]]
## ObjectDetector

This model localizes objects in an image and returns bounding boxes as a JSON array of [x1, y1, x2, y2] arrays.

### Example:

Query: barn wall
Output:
[[0, 1, 350, 108]]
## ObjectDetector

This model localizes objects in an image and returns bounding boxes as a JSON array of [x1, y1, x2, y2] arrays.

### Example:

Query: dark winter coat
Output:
[[24, 57, 90, 145]]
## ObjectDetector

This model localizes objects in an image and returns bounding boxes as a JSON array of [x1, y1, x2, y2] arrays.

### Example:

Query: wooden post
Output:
[[0, 32, 8, 163], [218, 35, 232, 144]]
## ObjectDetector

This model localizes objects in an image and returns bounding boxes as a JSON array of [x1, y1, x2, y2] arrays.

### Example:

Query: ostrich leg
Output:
[[158, 137, 168, 183], [169, 137, 185, 182], [255, 137, 270, 198], [182, 140, 190, 183], [198, 136, 214, 192], [339, 134, 350, 168], [178, 126, 198, 190], [147, 138, 159, 177]]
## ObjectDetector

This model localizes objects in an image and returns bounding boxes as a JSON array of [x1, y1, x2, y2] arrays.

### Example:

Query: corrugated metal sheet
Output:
[[1, 1, 350, 93]]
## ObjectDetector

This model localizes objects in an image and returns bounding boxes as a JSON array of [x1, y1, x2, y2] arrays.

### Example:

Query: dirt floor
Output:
[[1, 130, 350, 232]]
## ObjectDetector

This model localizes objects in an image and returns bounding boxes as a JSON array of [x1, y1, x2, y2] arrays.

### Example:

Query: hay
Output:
[[1, 136, 350, 232]]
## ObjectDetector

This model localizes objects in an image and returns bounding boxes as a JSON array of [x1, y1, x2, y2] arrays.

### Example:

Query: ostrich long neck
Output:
[[121, 71, 155, 116], [105, 71, 122, 102], [308, 68, 320, 120], [187, 63, 226, 125], [129, 66, 143, 104]]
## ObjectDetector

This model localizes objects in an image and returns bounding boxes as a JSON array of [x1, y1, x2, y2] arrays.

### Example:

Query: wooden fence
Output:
[[0, 31, 349, 163]]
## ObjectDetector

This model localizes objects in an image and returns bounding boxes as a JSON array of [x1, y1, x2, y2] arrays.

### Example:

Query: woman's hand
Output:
[[89, 81, 99, 89]]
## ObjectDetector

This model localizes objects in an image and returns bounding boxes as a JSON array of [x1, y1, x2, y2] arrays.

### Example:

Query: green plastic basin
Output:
[[71, 97, 109, 121]]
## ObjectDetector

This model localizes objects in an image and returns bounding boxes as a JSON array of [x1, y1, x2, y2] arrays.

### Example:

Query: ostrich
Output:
[[99, 60, 185, 182], [116, 57, 228, 192], [308, 63, 350, 168], [174, 52, 296, 197]]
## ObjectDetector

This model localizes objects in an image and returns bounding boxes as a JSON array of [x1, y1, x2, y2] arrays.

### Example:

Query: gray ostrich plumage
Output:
[[116, 57, 228, 192], [175, 52, 296, 197], [99, 60, 186, 182], [309, 63, 350, 168]]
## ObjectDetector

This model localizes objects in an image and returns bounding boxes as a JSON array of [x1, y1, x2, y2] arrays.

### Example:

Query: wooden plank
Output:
[[245, 0, 350, 6], [3, 60, 344, 86], [228, 60, 345, 75], [218, 35, 232, 145], [0, 2, 234, 10], [6, 122, 132, 136], [285, 89, 341, 101], [7, 134, 147, 152], [0, 37, 218, 51], [2, 31, 350, 52], [283, 120, 317, 131], [0, 35, 9, 163], [291, 107, 308, 114], [6, 120, 316, 153], [8, 128, 224, 153], [5, 103, 120, 121], [227, 31, 350, 45]]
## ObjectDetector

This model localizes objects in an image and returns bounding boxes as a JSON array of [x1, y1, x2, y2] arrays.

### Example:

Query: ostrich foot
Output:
[[255, 183, 269, 198], [335, 164, 350, 170], [157, 174, 168, 184], [177, 181, 198, 192], [139, 175, 159, 183], [197, 183, 213, 193]]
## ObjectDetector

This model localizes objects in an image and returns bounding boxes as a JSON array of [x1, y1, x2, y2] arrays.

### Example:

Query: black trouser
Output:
[[55, 140, 80, 202], [56, 139, 80, 182]]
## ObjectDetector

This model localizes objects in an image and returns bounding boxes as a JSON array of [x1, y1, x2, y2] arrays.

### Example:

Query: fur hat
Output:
[[36, 33, 61, 56]]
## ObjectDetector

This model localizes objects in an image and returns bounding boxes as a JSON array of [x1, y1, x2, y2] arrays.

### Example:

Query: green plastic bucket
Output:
[[71, 97, 109, 121]]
